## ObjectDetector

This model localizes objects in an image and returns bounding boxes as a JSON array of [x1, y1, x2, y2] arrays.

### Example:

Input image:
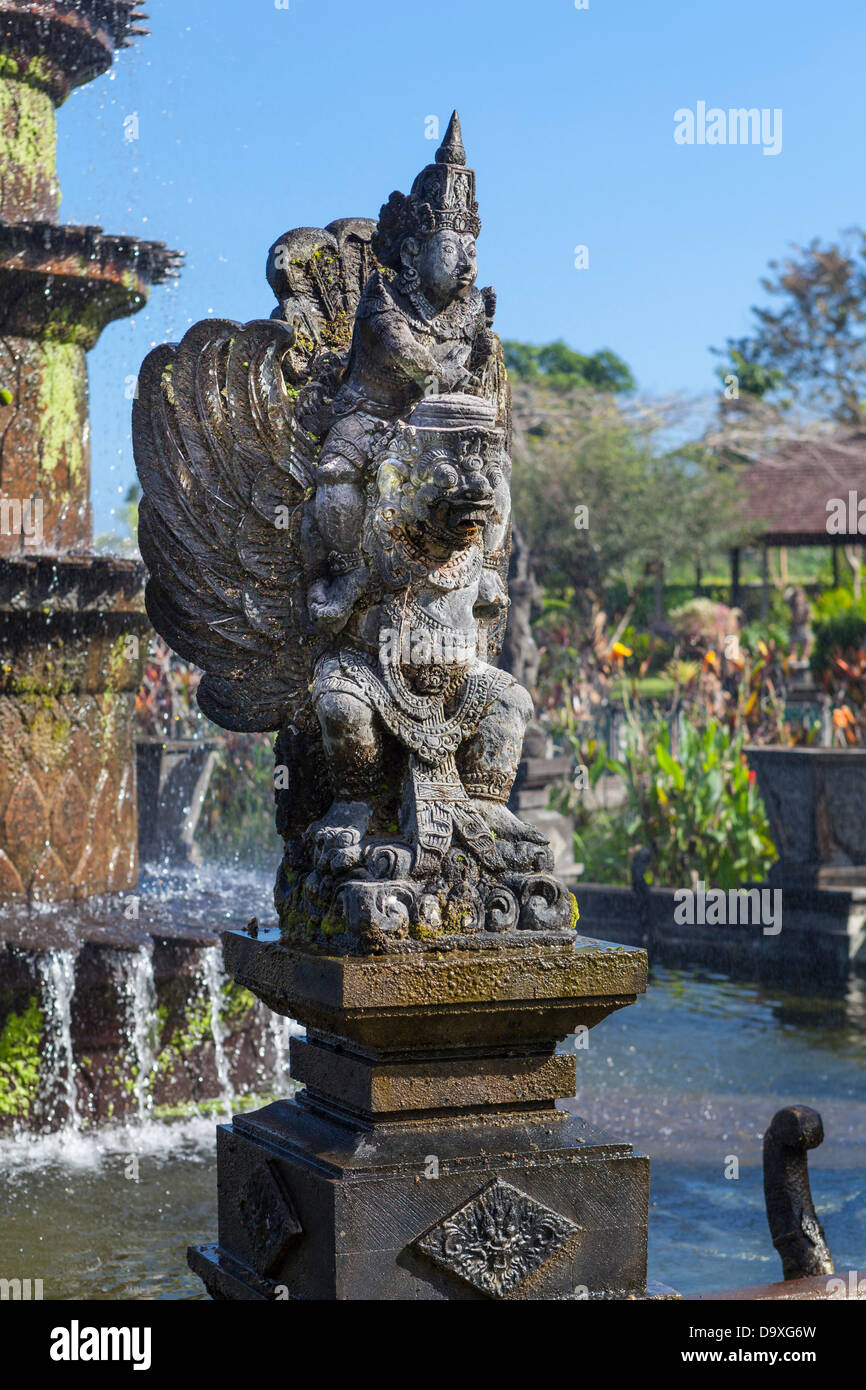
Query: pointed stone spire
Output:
[[373, 108, 480, 266], [436, 110, 467, 166]]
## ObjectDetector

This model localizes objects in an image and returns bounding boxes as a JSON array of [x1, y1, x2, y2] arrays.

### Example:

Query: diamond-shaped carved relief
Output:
[[0, 847, 25, 897], [239, 1162, 303, 1277], [51, 770, 88, 870], [31, 847, 68, 900], [414, 1179, 578, 1298], [4, 772, 48, 874]]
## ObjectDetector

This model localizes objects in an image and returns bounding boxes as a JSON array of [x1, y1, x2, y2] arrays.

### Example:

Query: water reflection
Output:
[[0, 1120, 216, 1300]]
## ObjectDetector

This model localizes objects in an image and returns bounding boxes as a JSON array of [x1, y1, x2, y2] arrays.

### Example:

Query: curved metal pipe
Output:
[[763, 1104, 834, 1281]]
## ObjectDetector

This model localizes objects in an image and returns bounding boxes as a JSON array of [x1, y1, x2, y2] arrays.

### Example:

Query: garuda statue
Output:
[[133, 113, 576, 952]]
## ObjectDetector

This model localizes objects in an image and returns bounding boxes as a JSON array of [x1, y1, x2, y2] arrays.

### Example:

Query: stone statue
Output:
[[785, 585, 814, 663], [133, 112, 574, 953], [168, 112, 649, 1308]]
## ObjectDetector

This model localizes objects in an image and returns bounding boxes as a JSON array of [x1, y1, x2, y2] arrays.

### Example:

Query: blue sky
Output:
[[55, 0, 866, 533]]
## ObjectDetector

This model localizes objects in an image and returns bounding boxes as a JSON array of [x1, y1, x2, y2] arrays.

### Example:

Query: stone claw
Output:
[[469, 798, 554, 873], [310, 826, 363, 873], [306, 801, 373, 873]]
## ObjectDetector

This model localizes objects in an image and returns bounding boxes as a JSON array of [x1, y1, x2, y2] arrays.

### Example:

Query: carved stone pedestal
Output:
[[188, 929, 654, 1301]]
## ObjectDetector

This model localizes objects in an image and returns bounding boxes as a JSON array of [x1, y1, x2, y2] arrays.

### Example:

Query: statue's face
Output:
[[414, 230, 477, 304], [409, 437, 504, 546]]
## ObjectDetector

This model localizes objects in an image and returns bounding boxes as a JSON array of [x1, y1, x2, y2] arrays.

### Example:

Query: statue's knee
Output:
[[317, 455, 362, 486], [316, 690, 376, 745], [490, 680, 533, 734]]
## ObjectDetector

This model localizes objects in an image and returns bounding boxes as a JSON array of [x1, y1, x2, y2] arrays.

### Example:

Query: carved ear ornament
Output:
[[395, 264, 421, 294]]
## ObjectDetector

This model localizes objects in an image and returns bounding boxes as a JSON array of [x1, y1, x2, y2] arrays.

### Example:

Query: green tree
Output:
[[712, 337, 786, 402], [503, 339, 635, 394], [713, 230, 866, 424], [510, 382, 748, 627]]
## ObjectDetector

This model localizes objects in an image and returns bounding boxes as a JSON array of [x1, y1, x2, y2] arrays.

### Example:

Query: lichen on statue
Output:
[[132, 111, 574, 953]]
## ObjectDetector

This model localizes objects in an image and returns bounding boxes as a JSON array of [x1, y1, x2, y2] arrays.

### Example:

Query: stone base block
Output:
[[288, 1033, 577, 1119], [188, 1097, 650, 1301]]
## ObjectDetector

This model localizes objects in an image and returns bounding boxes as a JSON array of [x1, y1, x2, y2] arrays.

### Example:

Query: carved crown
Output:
[[373, 111, 481, 269]]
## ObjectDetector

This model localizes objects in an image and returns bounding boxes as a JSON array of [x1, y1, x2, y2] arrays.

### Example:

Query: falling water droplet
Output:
[[268, 1013, 297, 1084], [201, 946, 232, 1113], [114, 946, 158, 1122], [37, 952, 80, 1134]]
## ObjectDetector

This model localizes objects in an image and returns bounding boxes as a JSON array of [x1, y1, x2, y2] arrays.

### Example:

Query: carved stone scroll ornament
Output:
[[132, 113, 575, 953]]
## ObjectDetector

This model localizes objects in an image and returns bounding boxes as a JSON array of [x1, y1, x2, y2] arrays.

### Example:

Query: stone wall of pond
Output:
[[0, 934, 294, 1133]]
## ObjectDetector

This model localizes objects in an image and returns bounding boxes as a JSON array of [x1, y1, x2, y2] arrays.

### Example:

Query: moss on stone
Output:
[[320, 308, 353, 350], [165, 995, 211, 1056], [219, 980, 256, 1027], [319, 913, 345, 939], [569, 892, 580, 930], [26, 702, 73, 774], [0, 55, 55, 90], [152, 1089, 293, 1122], [440, 897, 475, 935], [7, 671, 70, 700], [0, 74, 58, 208], [0, 996, 43, 1119], [36, 341, 88, 484], [26, 56, 55, 92], [105, 634, 131, 694], [155, 977, 253, 1072]]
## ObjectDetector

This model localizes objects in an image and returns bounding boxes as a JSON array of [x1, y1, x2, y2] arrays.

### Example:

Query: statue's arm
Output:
[[476, 463, 511, 622], [371, 310, 473, 392], [309, 459, 370, 634], [467, 288, 498, 382]]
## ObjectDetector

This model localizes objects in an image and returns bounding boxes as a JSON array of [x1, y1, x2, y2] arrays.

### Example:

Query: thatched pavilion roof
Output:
[[741, 435, 866, 546]]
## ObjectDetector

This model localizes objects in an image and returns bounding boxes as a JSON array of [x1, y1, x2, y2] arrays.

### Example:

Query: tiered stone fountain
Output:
[[0, 2, 286, 1133]]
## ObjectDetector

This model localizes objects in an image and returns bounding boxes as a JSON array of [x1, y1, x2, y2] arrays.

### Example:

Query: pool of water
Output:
[[1, 967, 864, 1299], [569, 966, 866, 1293], [0, 1119, 216, 1300]]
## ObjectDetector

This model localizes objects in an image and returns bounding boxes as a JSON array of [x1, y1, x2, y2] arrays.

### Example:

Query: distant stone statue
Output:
[[785, 586, 814, 663], [132, 113, 573, 954]]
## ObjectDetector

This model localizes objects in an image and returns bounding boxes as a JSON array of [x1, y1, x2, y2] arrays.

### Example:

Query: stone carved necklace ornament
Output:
[[132, 112, 576, 953]]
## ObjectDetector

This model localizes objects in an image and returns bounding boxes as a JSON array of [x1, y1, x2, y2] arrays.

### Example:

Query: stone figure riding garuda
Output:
[[133, 112, 577, 952]]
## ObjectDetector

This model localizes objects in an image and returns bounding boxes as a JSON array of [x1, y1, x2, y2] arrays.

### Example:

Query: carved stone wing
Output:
[[132, 317, 323, 733], [266, 217, 378, 355], [265, 217, 380, 438]]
